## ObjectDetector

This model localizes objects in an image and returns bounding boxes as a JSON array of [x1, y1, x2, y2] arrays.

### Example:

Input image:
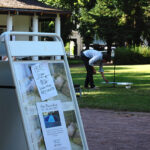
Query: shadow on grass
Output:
[[71, 65, 150, 112]]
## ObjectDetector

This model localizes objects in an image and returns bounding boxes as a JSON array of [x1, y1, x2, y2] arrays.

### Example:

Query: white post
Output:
[[32, 14, 38, 60], [55, 14, 61, 60], [33, 14, 38, 41], [7, 14, 15, 41], [2, 13, 13, 60], [55, 14, 61, 36], [7, 12, 13, 42], [7, 13, 13, 32]]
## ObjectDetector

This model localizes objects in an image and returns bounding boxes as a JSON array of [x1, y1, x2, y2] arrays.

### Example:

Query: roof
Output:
[[0, 0, 71, 15]]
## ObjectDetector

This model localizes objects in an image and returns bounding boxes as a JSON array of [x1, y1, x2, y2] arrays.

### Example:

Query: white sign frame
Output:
[[2, 32, 89, 150]]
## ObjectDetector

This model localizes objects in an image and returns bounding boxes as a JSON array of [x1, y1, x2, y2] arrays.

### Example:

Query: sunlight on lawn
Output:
[[82, 90, 114, 95], [70, 64, 150, 112]]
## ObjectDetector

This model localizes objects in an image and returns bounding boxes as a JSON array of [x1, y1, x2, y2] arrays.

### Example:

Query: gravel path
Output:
[[80, 108, 150, 150]]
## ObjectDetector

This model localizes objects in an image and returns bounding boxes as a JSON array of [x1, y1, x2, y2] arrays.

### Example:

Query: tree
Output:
[[77, 0, 97, 49], [39, 0, 97, 48], [88, 0, 124, 60], [77, 8, 95, 49], [142, 2, 150, 46], [89, 0, 150, 56], [39, 0, 79, 44], [117, 0, 149, 46], [39, 0, 150, 50]]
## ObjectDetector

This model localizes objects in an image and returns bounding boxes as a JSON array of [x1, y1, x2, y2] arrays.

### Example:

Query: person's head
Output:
[[93, 44, 99, 50]]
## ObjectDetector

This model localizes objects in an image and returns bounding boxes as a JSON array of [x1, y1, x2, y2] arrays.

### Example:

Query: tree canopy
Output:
[[39, 0, 150, 48]]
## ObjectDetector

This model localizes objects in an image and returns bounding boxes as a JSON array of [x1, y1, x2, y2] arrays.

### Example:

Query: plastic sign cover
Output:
[[14, 61, 85, 150]]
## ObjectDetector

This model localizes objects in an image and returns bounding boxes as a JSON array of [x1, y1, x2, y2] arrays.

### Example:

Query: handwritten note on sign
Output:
[[31, 63, 57, 101]]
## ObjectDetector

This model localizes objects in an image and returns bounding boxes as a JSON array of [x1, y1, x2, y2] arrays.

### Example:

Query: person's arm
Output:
[[100, 72, 109, 83], [89, 56, 101, 75], [89, 55, 100, 66], [99, 62, 109, 83]]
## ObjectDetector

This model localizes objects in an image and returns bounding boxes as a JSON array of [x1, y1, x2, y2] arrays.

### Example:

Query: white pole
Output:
[[7, 13, 13, 31], [55, 14, 61, 36], [7, 12, 13, 42], [33, 14, 38, 41], [2, 12, 13, 60], [32, 14, 38, 60], [55, 14, 61, 60], [7, 14, 15, 41]]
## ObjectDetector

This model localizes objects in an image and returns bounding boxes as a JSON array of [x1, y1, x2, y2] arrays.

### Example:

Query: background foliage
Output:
[[115, 46, 150, 65], [38, 0, 150, 63], [39, 0, 150, 48]]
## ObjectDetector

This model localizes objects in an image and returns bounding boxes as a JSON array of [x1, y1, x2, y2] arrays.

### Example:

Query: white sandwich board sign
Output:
[[0, 32, 89, 150]]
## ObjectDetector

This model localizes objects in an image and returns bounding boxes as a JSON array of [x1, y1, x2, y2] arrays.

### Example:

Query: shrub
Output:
[[115, 46, 150, 65], [67, 57, 83, 65]]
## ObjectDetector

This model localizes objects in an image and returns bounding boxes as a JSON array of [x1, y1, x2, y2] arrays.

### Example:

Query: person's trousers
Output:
[[81, 51, 95, 88]]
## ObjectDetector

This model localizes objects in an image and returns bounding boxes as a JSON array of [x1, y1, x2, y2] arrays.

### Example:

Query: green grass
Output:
[[70, 64, 150, 112], [68, 58, 83, 65]]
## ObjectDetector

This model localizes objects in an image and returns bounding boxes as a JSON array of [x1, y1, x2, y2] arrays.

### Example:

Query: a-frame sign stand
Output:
[[0, 32, 89, 150]]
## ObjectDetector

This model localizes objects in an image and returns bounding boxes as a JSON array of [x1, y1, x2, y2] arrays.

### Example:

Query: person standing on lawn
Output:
[[81, 49, 109, 89]]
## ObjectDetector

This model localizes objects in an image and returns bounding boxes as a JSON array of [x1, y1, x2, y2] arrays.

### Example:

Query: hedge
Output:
[[115, 46, 150, 65]]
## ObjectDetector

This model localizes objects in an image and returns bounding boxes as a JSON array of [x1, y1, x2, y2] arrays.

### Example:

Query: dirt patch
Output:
[[80, 108, 150, 150]]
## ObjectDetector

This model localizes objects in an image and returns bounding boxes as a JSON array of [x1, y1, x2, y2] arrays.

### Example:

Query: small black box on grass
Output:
[[74, 84, 82, 97]]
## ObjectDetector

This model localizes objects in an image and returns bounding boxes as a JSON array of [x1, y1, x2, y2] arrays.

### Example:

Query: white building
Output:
[[0, 0, 70, 40], [69, 30, 83, 57]]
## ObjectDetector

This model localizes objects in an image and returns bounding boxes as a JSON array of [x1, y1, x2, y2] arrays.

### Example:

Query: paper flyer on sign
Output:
[[31, 63, 57, 101], [36, 100, 71, 150]]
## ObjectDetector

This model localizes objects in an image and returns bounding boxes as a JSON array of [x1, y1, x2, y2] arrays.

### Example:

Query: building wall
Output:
[[0, 15, 7, 34], [0, 15, 31, 40], [70, 30, 83, 56], [0, 15, 7, 26], [13, 15, 31, 41]]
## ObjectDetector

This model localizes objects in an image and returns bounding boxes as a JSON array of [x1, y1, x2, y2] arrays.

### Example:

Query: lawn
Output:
[[70, 64, 150, 112]]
